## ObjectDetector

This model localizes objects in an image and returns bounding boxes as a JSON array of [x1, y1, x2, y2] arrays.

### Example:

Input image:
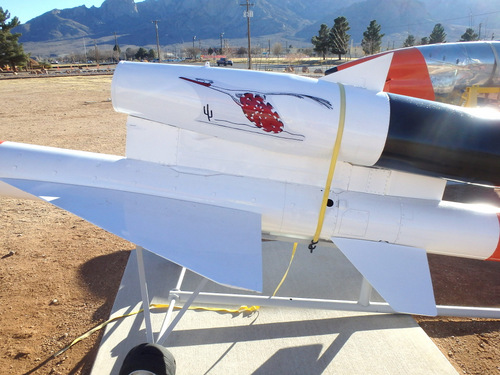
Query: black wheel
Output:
[[119, 343, 176, 375]]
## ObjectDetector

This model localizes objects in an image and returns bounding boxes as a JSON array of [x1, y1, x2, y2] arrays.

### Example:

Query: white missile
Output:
[[112, 61, 500, 186], [1, 58, 499, 316]]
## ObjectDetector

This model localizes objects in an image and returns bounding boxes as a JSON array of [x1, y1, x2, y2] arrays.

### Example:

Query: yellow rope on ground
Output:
[[54, 310, 144, 357], [309, 83, 346, 250], [54, 242, 298, 357]]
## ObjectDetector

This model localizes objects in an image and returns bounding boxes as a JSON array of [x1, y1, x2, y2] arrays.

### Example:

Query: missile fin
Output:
[[320, 53, 394, 92], [1, 178, 263, 292], [332, 237, 437, 316]]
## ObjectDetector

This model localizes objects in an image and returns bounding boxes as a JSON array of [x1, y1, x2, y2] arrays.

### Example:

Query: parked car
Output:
[[217, 57, 233, 66]]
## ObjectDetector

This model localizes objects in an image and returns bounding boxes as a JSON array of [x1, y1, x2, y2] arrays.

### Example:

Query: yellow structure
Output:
[[461, 85, 500, 107]]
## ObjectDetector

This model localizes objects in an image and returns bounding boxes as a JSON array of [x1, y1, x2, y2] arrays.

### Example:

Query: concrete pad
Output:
[[92, 241, 458, 374]]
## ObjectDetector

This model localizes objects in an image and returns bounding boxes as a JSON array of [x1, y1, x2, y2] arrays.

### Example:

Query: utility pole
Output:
[[152, 20, 161, 62], [94, 40, 99, 65], [240, 0, 254, 69], [83, 38, 87, 63]]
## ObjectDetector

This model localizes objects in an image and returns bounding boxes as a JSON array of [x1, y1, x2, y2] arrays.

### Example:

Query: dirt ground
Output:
[[0, 75, 499, 375]]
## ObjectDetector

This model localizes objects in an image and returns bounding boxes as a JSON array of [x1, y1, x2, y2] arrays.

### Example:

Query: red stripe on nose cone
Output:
[[487, 213, 500, 261]]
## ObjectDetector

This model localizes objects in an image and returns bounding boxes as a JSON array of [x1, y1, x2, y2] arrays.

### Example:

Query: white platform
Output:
[[92, 241, 458, 374]]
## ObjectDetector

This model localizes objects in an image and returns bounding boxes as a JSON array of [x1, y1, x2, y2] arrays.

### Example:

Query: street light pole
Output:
[[220, 32, 224, 55], [193, 36, 197, 58]]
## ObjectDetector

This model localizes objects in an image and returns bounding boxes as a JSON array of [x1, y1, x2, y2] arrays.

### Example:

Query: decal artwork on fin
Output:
[[180, 77, 332, 138]]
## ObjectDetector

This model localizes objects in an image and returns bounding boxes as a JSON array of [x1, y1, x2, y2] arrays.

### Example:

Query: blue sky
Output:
[[2, 1, 112, 24]]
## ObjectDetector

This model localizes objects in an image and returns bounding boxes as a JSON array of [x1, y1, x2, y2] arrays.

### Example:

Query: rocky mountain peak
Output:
[[101, 0, 138, 18]]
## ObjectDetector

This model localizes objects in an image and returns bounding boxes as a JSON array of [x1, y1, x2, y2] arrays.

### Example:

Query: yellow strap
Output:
[[272, 241, 297, 297], [54, 242, 298, 357], [310, 83, 346, 248]]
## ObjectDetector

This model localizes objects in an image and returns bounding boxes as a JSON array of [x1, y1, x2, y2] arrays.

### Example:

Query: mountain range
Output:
[[13, 0, 500, 57]]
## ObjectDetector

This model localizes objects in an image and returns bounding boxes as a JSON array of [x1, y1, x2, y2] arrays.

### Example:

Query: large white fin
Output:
[[3, 178, 263, 291], [333, 237, 437, 316], [320, 53, 394, 92]]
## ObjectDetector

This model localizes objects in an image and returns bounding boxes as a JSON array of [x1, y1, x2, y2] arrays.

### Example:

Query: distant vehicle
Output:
[[217, 57, 233, 66]]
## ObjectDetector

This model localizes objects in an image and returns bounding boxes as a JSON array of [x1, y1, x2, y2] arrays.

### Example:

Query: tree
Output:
[[420, 37, 429, 45], [429, 23, 446, 44], [185, 47, 199, 59], [125, 47, 136, 60], [460, 28, 479, 42], [311, 24, 330, 60], [135, 47, 148, 60], [113, 42, 121, 62], [0, 8, 28, 70], [403, 34, 416, 47], [236, 46, 247, 56], [330, 16, 350, 60], [361, 20, 384, 55], [147, 48, 156, 60], [272, 42, 283, 57], [301, 47, 314, 56]]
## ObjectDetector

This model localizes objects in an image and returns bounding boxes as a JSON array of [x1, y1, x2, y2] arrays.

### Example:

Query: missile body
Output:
[[0, 140, 498, 262], [327, 41, 500, 105], [379, 93, 500, 185], [415, 41, 500, 102], [112, 62, 390, 168], [112, 62, 500, 186]]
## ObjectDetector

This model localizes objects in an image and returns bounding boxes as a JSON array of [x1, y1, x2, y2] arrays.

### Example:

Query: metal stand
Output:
[[171, 290, 500, 319], [135, 246, 154, 343], [135, 245, 500, 346], [135, 247, 207, 345], [156, 277, 207, 345]]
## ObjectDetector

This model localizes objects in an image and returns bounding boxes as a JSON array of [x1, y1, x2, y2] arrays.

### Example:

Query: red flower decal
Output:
[[239, 93, 284, 133]]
